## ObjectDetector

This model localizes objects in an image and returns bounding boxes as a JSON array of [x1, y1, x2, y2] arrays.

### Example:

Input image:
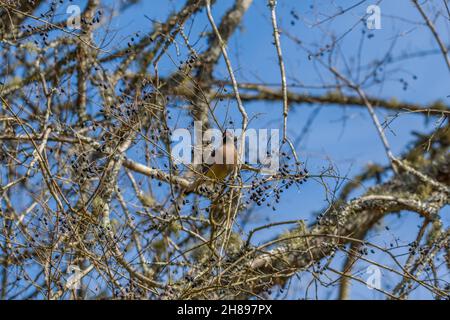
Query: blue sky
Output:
[[22, 0, 450, 299]]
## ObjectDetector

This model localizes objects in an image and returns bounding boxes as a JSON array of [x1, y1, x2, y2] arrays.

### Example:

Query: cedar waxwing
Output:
[[187, 131, 238, 193]]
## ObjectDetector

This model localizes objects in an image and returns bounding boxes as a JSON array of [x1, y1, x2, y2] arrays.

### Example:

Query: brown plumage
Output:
[[187, 131, 238, 193]]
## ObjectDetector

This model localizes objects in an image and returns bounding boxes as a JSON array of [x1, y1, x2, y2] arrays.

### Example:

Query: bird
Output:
[[187, 131, 238, 193]]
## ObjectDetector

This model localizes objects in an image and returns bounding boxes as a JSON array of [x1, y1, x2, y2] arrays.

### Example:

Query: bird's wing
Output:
[[185, 140, 237, 193], [202, 143, 224, 175]]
